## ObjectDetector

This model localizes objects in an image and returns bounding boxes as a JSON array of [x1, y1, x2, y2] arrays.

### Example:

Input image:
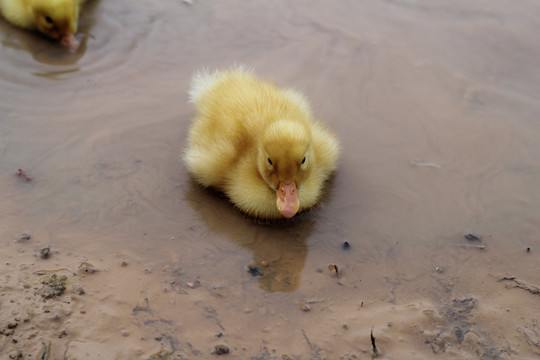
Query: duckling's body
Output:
[[0, 0, 87, 52], [184, 67, 340, 219]]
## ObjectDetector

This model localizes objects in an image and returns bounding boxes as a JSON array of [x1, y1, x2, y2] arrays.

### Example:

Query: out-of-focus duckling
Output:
[[184, 67, 341, 220], [0, 0, 87, 52]]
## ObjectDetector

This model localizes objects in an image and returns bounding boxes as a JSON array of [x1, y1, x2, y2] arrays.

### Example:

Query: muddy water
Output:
[[1, 0, 540, 359]]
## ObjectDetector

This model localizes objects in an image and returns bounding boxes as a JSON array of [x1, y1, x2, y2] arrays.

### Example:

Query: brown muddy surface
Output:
[[1, 0, 540, 359]]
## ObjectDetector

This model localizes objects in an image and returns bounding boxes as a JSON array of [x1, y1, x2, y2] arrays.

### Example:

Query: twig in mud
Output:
[[464, 234, 480, 242], [457, 243, 486, 250], [498, 276, 540, 295], [38, 341, 52, 360], [302, 329, 324, 360], [204, 307, 225, 331], [16, 168, 31, 181], [328, 264, 340, 278], [370, 329, 379, 357]]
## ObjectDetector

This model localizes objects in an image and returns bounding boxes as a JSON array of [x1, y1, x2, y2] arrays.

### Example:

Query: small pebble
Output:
[[526, 247, 531, 253], [8, 350, 22, 360], [247, 265, 262, 277], [342, 241, 351, 251], [14, 233, 31, 242], [39, 247, 50, 259], [74, 287, 85, 295], [464, 234, 480, 242], [187, 280, 201, 289], [121, 261, 128, 267], [300, 303, 312, 312], [121, 329, 130, 337], [213, 344, 230, 355]]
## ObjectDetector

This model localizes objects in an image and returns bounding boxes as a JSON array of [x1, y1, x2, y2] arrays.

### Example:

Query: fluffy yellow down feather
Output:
[[184, 67, 340, 220], [0, 0, 87, 52]]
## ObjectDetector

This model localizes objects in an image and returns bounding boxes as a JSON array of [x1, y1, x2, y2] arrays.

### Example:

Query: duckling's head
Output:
[[258, 120, 314, 219], [31, 0, 80, 52]]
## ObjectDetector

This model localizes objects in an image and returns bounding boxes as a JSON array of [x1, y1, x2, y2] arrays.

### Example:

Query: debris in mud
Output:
[[427, 336, 447, 354], [14, 232, 31, 242], [247, 265, 262, 277], [422, 298, 489, 356], [133, 298, 152, 315], [302, 329, 323, 359], [39, 247, 51, 259], [458, 243, 486, 249], [448, 297, 478, 321], [8, 350, 23, 359], [499, 276, 540, 295], [342, 241, 351, 251], [210, 284, 227, 298], [78, 261, 97, 274], [213, 344, 230, 355], [146, 350, 173, 360], [121, 261, 128, 267], [300, 303, 312, 312], [0, 327, 15, 336], [464, 234, 480, 242], [526, 247, 531, 253], [37, 341, 52, 360], [517, 318, 540, 352], [38, 274, 67, 299], [370, 329, 380, 357], [328, 264, 340, 278], [73, 286, 85, 295], [187, 280, 201, 289], [460, 234, 486, 249], [16, 168, 31, 181], [204, 307, 225, 331]]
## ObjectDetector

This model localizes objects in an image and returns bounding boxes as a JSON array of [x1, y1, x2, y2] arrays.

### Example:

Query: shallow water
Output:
[[1, 0, 540, 359]]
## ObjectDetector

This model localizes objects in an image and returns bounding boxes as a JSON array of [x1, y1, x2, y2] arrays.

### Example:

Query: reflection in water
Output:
[[185, 179, 312, 292], [32, 67, 81, 79]]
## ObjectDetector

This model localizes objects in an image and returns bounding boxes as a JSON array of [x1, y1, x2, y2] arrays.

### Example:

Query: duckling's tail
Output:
[[188, 65, 251, 104]]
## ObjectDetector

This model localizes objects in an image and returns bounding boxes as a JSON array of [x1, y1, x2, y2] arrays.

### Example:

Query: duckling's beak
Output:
[[60, 34, 80, 53], [276, 182, 299, 219]]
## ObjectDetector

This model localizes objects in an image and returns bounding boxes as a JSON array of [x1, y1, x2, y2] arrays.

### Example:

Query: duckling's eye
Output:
[[267, 158, 273, 166], [45, 16, 53, 24], [301, 157, 306, 165]]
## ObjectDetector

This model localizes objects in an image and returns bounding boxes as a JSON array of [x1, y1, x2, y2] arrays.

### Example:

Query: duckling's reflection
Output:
[[0, 0, 100, 67], [185, 179, 314, 293]]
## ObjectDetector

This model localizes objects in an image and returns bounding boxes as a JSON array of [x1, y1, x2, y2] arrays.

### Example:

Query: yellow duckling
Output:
[[184, 67, 340, 219], [0, 0, 87, 52]]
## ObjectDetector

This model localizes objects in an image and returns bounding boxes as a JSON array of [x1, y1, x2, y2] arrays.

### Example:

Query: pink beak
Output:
[[60, 34, 80, 53], [276, 182, 300, 219]]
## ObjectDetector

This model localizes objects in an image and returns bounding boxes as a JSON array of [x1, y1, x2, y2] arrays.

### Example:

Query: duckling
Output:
[[0, 0, 87, 52], [184, 67, 340, 219]]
